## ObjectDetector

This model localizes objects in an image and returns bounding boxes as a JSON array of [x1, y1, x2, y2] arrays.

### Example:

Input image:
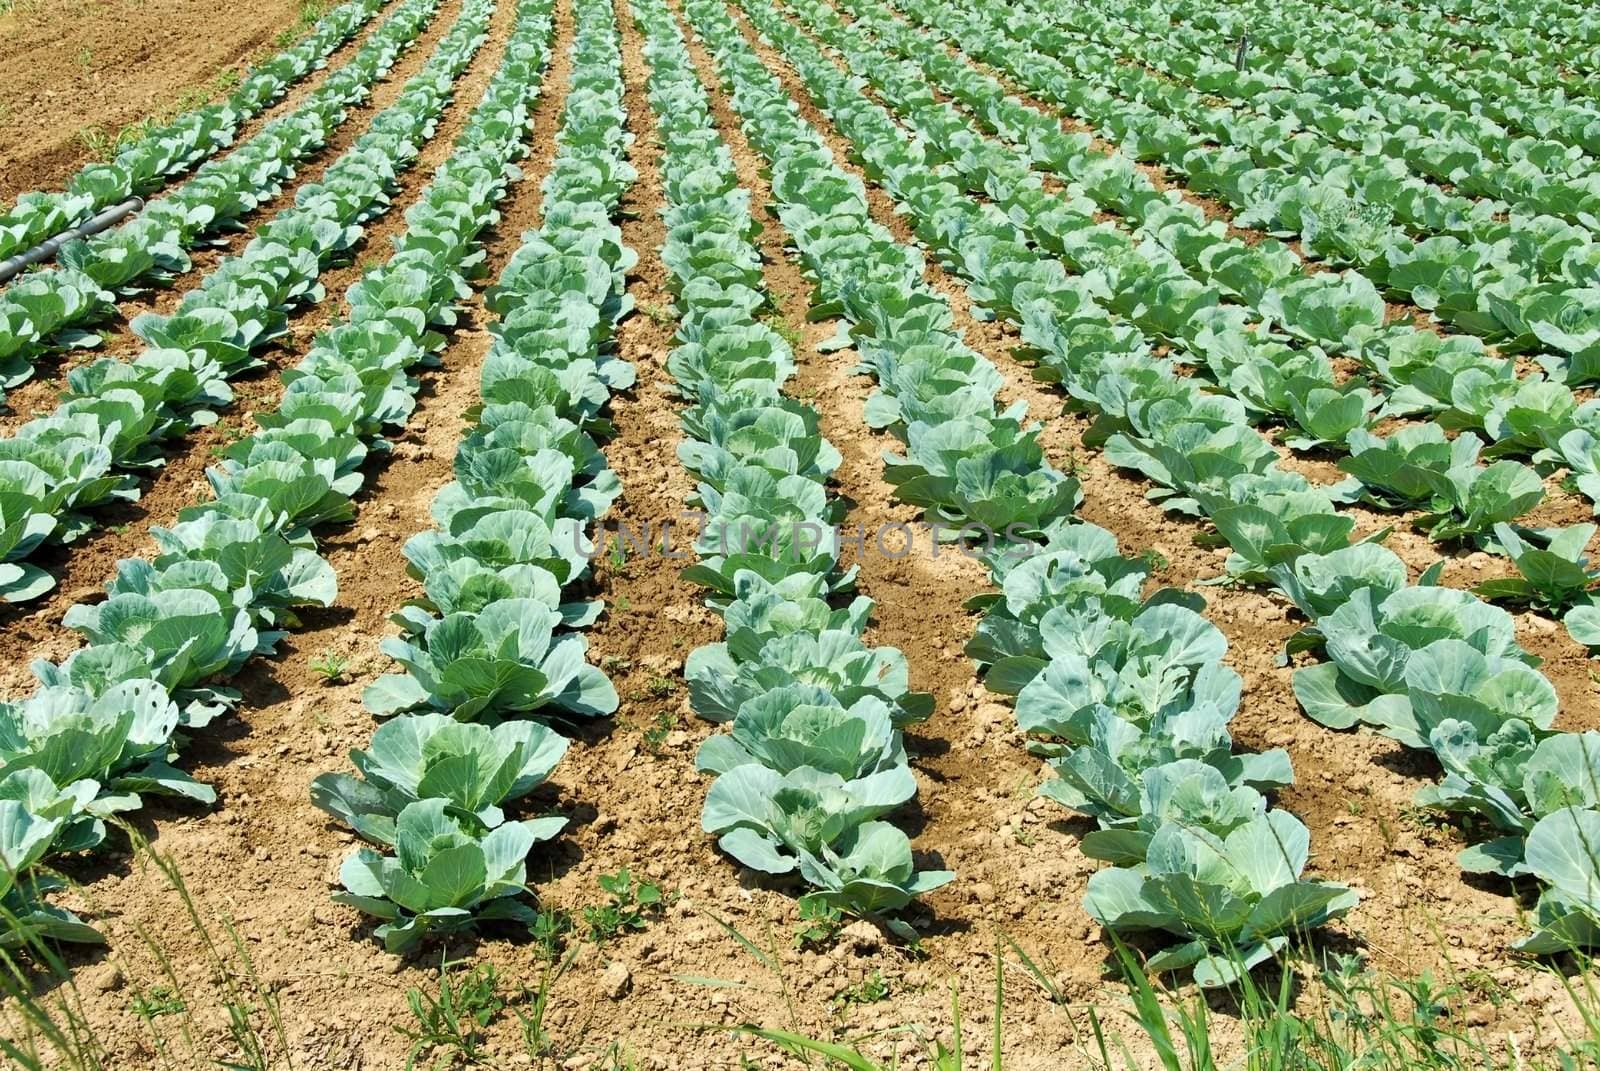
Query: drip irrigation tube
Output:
[[0, 196, 145, 285]]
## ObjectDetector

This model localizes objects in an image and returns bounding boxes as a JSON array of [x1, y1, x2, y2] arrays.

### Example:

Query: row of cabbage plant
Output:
[[0, 0, 444, 388], [887, 0, 1600, 369], [312, 0, 635, 954], [0, 0, 556, 953], [0, 0, 388, 267], [721, 0, 1357, 986], [635, 0, 949, 933], [0, 0, 494, 607], [970, 519, 1357, 987], [783, 0, 1593, 605], [748, 0, 1600, 954]]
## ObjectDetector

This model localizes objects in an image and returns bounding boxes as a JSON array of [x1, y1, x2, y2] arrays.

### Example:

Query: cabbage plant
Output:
[[1085, 810, 1357, 988], [694, 686, 906, 781], [1475, 523, 1600, 614], [365, 598, 617, 722], [1419, 725, 1600, 878], [1013, 603, 1242, 743], [312, 713, 568, 845], [0, 678, 213, 818], [1514, 807, 1600, 954], [1295, 587, 1553, 748], [686, 628, 931, 727], [61, 589, 260, 723], [333, 798, 554, 952], [701, 761, 950, 919], [0, 800, 105, 949]]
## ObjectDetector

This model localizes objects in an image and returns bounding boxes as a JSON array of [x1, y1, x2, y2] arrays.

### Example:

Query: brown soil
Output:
[[0, 0, 365, 205], [3, 0, 1599, 1068]]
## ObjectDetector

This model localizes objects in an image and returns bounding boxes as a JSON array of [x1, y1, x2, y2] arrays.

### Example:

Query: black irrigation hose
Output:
[[0, 197, 144, 284]]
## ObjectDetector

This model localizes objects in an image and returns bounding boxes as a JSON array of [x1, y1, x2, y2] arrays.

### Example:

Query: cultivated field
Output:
[[1, 0, 1600, 1067]]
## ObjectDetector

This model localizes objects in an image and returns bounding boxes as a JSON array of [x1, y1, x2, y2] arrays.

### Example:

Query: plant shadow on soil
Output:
[[1370, 744, 1445, 781]]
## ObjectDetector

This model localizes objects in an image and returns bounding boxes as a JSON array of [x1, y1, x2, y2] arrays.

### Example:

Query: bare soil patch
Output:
[[0, 0, 359, 203]]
